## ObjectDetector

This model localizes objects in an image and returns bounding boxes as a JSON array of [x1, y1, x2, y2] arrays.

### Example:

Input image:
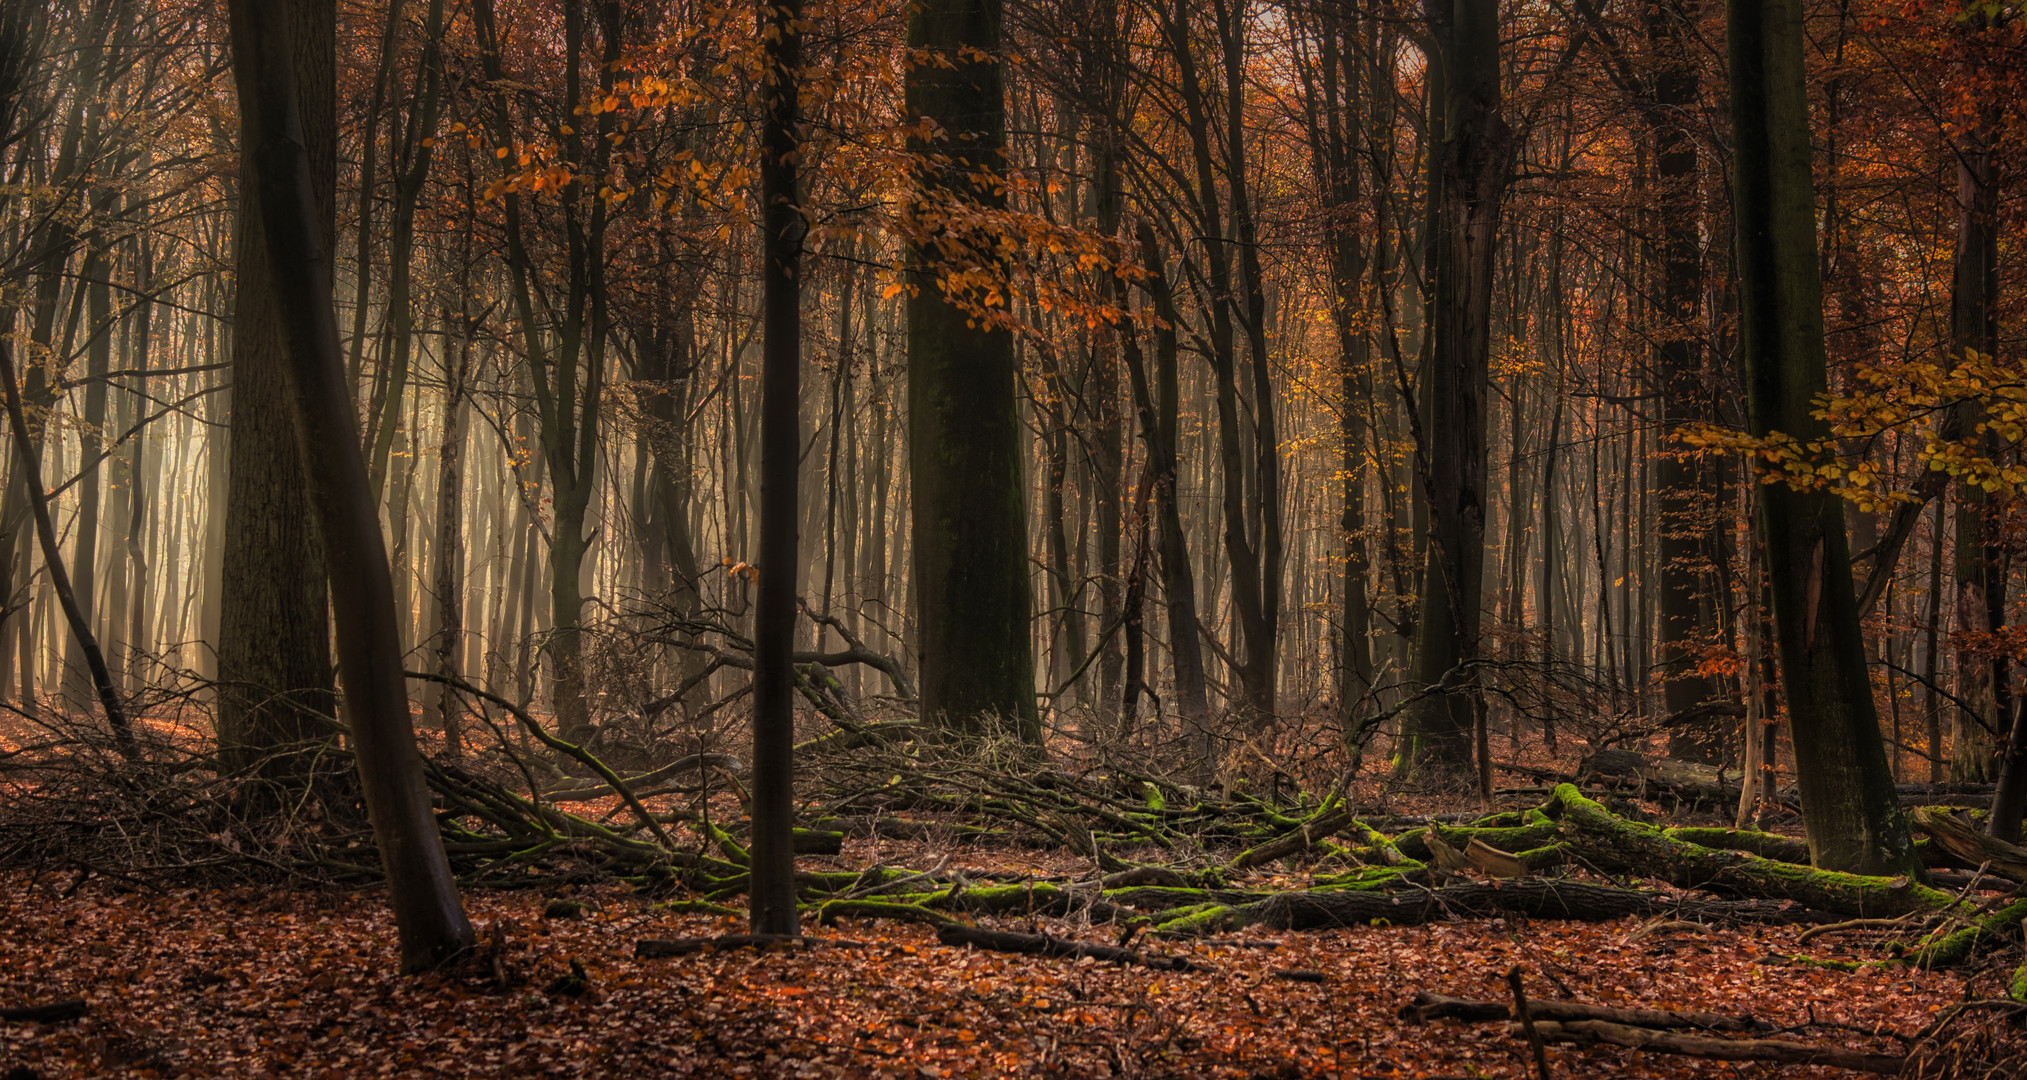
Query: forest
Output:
[[1, 0, 2026, 1075]]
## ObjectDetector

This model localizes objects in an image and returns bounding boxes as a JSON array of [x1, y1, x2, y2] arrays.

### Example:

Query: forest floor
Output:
[[0, 844, 1996, 1078], [2, 714, 2020, 1077]]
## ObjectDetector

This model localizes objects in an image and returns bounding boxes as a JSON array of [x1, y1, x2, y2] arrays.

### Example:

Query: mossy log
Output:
[[1661, 827, 1810, 865], [1224, 806, 1359, 872], [1146, 881, 1825, 936], [1910, 807, 2027, 883], [1547, 785, 1950, 917]]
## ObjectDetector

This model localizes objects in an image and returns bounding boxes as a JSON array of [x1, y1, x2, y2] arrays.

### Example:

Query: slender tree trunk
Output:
[[750, 0, 803, 936]]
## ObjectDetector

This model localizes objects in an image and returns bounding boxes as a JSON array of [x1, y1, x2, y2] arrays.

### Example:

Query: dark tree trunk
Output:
[[216, 0, 335, 771], [750, 0, 803, 937], [1398, 0, 1513, 774], [1650, 0, 1722, 762], [1725, 0, 1918, 875], [227, 0, 474, 973], [905, 0, 1039, 741]]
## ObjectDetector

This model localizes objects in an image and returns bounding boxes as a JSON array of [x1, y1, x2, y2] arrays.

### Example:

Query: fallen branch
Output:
[[1528, 1018, 1903, 1074], [0, 1000, 88, 1023], [1399, 991, 1772, 1032], [935, 924, 1205, 971]]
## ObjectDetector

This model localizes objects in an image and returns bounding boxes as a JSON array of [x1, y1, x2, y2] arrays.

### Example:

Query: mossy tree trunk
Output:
[[1725, 0, 1918, 876]]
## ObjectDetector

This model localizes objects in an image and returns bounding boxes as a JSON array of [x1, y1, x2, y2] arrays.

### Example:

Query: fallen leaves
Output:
[[0, 869, 1984, 1078]]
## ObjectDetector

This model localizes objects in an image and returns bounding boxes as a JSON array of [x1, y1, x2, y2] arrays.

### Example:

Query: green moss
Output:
[[1432, 822, 1559, 853], [1664, 826, 1810, 864], [1916, 897, 2027, 970], [653, 900, 743, 917], [1149, 902, 1241, 936], [1311, 867, 1417, 891], [698, 819, 750, 866], [811, 898, 960, 927]]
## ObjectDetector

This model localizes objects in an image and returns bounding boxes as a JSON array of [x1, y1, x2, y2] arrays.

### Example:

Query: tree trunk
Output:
[[1398, 0, 1513, 774], [751, 0, 804, 937], [216, 0, 335, 772], [227, 0, 474, 973], [905, 0, 1039, 741], [1725, 0, 1918, 875], [1650, 0, 1721, 761]]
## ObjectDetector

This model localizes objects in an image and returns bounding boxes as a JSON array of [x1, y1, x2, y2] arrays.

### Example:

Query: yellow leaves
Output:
[[495, 146, 511, 159]]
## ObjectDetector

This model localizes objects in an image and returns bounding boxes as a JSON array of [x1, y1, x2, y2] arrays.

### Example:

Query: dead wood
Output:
[[0, 1000, 87, 1023], [1912, 807, 2027, 882], [1223, 806, 1359, 873], [1526, 1018, 1903, 1074], [1399, 991, 1772, 1032], [934, 924, 1205, 971], [1239, 880, 1820, 932]]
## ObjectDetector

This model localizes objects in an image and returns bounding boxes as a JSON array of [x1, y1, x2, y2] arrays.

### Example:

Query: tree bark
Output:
[[1724, 0, 1916, 874], [227, 0, 474, 974], [1398, 0, 1513, 774], [216, 0, 335, 772], [905, 0, 1040, 741], [750, 0, 804, 938]]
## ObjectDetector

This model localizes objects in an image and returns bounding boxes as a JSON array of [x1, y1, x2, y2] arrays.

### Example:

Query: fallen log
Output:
[[0, 1000, 88, 1023], [1546, 784, 1949, 917], [1224, 805, 1359, 873], [1399, 991, 1772, 1032], [935, 924, 1205, 971], [1911, 807, 2027, 883], [1231, 881, 1826, 933], [635, 933, 828, 958], [1528, 1018, 1903, 1075]]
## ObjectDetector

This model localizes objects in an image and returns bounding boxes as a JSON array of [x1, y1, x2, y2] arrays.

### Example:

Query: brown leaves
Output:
[[0, 869, 1975, 1079]]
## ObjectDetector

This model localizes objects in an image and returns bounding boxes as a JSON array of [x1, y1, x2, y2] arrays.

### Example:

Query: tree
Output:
[[750, 0, 803, 938], [215, 0, 336, 773], [905, 0, 1040, 742], [1397, 0, 1513, 775], [1725, 0, 1917, 876], [228, 0, 475, 972]]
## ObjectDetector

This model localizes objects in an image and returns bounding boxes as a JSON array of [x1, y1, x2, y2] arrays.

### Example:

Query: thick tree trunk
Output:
[[1725, 0, 1918, 875], [905, 0, 1039, 741], [228, 0, 474, 974], [1398, 0, 1512, 774], [216, 0, 335, 772]]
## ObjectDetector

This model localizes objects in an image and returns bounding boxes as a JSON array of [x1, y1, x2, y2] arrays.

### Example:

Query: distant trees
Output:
[[8, 0, 2027, 913]]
